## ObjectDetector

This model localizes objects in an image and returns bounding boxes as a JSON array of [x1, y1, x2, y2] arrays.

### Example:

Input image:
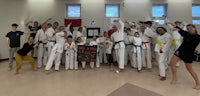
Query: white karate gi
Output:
[[132, 37, 142, 70], [65, 42, 76, 70], [141, 27, 158, 69], [99, 36, 107, 64], [34, 29, 48, 68], [155, 32, 171, 77], [111, 20, 125, 69], [124, 32, 134, 67], [45, 31, 66, 71], [46, 27, 56, 57]]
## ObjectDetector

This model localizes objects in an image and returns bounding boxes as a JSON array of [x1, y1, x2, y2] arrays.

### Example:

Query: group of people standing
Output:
[[5, 18, 200, 89]]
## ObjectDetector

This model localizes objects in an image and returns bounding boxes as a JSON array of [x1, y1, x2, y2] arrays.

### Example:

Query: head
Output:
[[70, 26, 74, 32], [52, 22, 59, 29], [28, 36, 34, 44], [112, 25, 118, 32], [175, 21, 182, 27], [67, 35, 73, 43], [103, 31, 107, 37], [144, 21, 153, 27], [140, 26, 146, 33], [124, 27, 128, 33], [76, 37, 82, 43], [93, 35, 97, 41], [127, 28, 131, 35], [156, 27, 167, 35], [41, 24, 47, 30], [11, 23, 18, 31], [59, 26, 65, 31], [187, 24, 198, 34], [134, 32, 140, 37], [78, 27, 83, 32], [47, 23, 52, 28], [33, 21, 39, 27]]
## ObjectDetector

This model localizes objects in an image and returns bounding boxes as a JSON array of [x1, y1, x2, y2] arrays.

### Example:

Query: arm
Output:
[[25, 21, 32, 27], [41, 18, 52, 26], [34, 30, 40, 43], [5, 37, 10, 51], [33, 42, 39, 48]]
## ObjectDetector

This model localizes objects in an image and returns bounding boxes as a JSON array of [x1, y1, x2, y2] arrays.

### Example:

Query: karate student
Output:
[[14, 36, 39, 74], [75, 36, 87, 69], [25, 18, 51, 38], [65, 35, 76, 70], [132, 32, 142, 72], [124, 28, 134, 67], [142, 21, 158, 71], [110, 19, 125, 73], [155, 27, 171, 81], [67, 25, 77, 42], [34, 24, 48, 68], [46, 22, 59, 57], [5, 23, 32, 70], [45, 26, 66, 73], [105, 37, 114, 69], [89, 36, 100, 68], [99, 32, 107, 64]]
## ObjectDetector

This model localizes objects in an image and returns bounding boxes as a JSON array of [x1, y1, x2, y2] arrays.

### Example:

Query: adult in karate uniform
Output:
[[34, 24, 48, 68], [65, 35, 76, 70], [155, 27, 171, 81], [110, 19, 125, 73], [45, 26, 66, 73], [46, 22, 59, 57]]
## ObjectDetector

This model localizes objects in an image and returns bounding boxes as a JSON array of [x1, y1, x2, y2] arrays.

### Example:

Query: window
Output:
[[192, 5, 200, 25], [67, 5, 81, 18], [152, 4, 167, 24], [105, 4, 120, 18]]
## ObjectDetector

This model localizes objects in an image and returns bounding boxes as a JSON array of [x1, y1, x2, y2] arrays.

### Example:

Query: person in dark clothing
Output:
[[168, 22, 200, 90], [15, 36, 39, 75]]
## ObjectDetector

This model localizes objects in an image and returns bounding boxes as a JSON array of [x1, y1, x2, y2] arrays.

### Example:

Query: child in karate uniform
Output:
[[65, 35, 76, 70], [132, 32, 142, 72], [89, 36, 100, 68], [105, 37, 113, 69]]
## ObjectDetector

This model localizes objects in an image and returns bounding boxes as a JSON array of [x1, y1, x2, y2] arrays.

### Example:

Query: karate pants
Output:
[[124, 45, 134, 67], [141, 47, 152, 69], [115, 47, 125, 69], [47, 42, 55, 58], [157, 52, 168, 77], [45, 50, 62, 70], [37, 44, 48, 68], [133, 47, 142, 70], [65, 51, 75, 70], [99, 47, 107, 64]]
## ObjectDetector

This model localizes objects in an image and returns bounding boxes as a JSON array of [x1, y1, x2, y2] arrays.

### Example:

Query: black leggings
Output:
[[106, 54, 113, 65]]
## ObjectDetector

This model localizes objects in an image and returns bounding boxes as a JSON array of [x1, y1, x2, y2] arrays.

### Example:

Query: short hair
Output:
[[156, 27, 167, 33], [11, 23, 18, 27], [187, 24, 198, 33], [67, 35, 73, 39]]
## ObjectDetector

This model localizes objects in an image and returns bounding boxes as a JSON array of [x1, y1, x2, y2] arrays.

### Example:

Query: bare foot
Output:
[[14, 72, 19, 75], [170, 79, 177, 85], [45, 70, 51, 75], [193, 85, 200, 90]]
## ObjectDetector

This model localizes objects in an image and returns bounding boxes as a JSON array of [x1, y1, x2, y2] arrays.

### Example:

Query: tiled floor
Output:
[[0, 61, 200, 96]]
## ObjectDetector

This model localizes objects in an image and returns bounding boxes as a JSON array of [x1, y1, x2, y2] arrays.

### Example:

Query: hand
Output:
[[166, 22, 176, 27]]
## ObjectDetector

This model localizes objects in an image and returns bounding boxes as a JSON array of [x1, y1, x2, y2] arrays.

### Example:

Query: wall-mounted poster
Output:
[[87, 28, 100, 38]]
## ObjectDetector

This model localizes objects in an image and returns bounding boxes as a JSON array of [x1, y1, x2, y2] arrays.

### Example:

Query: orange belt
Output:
[[142, 42, 149, 48]]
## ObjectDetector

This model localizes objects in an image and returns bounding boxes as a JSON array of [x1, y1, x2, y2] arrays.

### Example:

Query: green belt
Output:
[[48, 40, 56, 43]]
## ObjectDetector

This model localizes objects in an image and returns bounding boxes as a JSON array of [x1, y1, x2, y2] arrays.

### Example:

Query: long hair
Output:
[[187, 24, 198, 34]]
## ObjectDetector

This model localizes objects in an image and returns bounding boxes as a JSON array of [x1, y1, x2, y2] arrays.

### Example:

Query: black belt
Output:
[[114, 41, 124, 45]]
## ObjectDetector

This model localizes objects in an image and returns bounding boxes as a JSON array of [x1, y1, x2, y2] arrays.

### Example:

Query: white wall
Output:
[[0, 0, 199, 59]]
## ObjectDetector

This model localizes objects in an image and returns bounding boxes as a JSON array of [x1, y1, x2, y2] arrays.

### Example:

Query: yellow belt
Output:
[[155, 40, 166, 47], [172, 38, 180, 48]]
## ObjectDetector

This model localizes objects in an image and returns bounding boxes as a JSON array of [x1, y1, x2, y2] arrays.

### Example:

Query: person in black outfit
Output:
[[168, 22, 200, 90]]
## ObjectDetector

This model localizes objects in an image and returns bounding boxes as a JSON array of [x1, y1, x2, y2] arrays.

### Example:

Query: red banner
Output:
[[65, 19, 82, 27]]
